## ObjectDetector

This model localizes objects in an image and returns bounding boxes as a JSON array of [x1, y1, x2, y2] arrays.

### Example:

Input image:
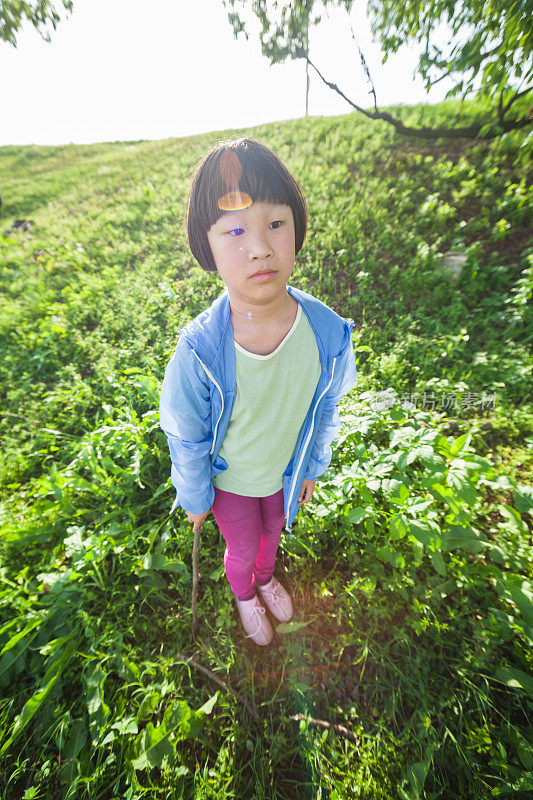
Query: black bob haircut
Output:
[[185, 137, 308, 272]]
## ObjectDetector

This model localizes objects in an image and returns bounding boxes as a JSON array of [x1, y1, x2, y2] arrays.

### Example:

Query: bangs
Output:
[[186, 137, 308, 272], [200, 157, 295, 231]]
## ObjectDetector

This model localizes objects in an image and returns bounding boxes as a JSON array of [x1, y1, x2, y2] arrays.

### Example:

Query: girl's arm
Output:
[[304, 323, 357, 482], [159, 338, 215, 515]]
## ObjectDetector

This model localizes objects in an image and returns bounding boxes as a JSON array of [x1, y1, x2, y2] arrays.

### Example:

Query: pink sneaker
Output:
[[235, 594, 273, 646], [257, 576, 293, 622]]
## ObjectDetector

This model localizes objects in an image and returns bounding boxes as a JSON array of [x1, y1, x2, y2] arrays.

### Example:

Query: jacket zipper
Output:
[[192, 350, 224, 456], [191, 346, 338, 539], [285, 356, 338, 535]]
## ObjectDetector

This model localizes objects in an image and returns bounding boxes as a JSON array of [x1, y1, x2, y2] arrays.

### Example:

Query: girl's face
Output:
[[206, 201, 296, 305]]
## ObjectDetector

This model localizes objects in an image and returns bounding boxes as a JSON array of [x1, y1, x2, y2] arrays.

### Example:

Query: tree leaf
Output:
[[494, 666, 533, 699], [276, 620, 311, 634]]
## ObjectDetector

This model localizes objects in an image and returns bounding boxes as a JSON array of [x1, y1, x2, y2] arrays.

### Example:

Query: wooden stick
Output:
[[176, 651, 261, 724], [289, 713, 360, 745], [191, 522, 201, 637]]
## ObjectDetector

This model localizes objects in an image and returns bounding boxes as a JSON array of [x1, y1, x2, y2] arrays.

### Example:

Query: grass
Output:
[[0, 97, 532, 799]]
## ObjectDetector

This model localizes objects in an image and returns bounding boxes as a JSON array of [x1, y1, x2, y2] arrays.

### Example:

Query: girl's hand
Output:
[[298, 479, 316, 505], [186, 509, 211, 533]]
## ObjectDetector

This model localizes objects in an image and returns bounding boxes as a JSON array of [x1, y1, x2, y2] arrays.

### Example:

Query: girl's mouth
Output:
[[250, 271, 277, 282]]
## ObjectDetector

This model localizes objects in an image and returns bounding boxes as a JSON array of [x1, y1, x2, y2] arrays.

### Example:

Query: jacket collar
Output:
[[180, 284, 348, 370]]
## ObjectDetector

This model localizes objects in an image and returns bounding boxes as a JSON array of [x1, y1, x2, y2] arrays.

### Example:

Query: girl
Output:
[[159, 137, 357, 646]]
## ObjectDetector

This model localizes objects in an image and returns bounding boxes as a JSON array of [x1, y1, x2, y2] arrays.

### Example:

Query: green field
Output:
[[0, 98, 532, 799]]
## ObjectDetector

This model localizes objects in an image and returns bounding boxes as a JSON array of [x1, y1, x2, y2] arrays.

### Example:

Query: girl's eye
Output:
[[227, 221, 283, 237]]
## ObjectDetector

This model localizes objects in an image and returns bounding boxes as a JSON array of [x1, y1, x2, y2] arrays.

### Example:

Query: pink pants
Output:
[[210, 486, 285, 601]]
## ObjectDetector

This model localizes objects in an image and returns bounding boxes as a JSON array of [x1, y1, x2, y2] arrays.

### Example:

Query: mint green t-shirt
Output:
[[212, 302, 322, 496]]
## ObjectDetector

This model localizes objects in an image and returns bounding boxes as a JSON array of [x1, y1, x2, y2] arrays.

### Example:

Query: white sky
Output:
[[0, 0, 457, 147]]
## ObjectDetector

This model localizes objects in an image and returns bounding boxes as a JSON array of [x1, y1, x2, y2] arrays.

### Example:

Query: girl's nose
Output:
[[247, 235, 273, 261]]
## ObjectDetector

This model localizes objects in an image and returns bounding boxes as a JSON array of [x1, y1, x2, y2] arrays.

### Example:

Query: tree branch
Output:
[[289, 713, 361, 745], [501, 85, 533, 117], [430, 70, 456, 86], [296, 49, 533, 140], [348, 14, 377, 112], [498, 86, 505, 122], [176, 652, 262, 724]]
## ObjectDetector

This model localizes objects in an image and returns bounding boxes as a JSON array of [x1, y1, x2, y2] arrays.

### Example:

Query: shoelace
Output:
[[259, 584, 280, 604], [244, 603, 267, 639]]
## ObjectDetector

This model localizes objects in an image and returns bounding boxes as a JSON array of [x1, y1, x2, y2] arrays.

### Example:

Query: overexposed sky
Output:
[[0, 0, 456, 146]]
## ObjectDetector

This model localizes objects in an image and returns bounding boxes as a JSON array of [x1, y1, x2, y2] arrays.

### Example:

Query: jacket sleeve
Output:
[[303, 320, 357, 482], [159, 337, 215, 515]]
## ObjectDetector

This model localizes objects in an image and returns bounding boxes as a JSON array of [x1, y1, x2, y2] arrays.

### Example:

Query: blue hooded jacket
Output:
[[159, 284, 357, 536]]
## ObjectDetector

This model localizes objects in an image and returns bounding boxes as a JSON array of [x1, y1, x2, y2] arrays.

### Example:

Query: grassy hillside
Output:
[[0, 98, 532, 799]]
